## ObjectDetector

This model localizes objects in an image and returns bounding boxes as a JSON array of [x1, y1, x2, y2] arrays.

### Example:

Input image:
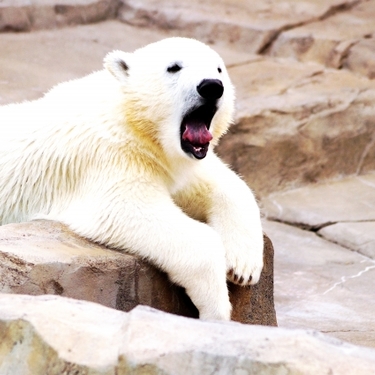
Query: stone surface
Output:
[[218, 58, 375, 197], [0, 220, 277, 326], [261, 174, 375, 347], [344, 37, 375, 79], [268, 0, 375, 69], [262, 172, 375, 228], [0, 0, 120, 31], [118, 0, 360, 52], [0, 20, 255, 105], [319, 222, 375, 259], [1, 294, 375, 375], [263, 219, 375, 347]]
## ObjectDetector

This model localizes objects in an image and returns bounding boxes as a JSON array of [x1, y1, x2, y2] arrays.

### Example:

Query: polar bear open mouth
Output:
[[180, 104, 217, 159]]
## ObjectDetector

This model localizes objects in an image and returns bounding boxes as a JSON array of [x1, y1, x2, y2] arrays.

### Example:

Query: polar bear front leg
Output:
[[54, 190, 231, 321], [197, 154, 264, 286]]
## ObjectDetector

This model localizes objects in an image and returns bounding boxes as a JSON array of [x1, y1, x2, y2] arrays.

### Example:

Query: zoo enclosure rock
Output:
[[1, 294, 375, 375], [117, 0, 361, 52], [268, 0, 375, 79], [218, 56, 375, 197], [0, 220, 277, 326], [263, 218, 375, 347], [117, 0, 375, 81], [0, 0, 120, 32]]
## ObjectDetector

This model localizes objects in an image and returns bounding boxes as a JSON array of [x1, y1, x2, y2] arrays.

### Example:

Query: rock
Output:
[[0, 20, 255, 105], [229, 234, 276, 326], [117, 0, 360, 52], [262, 172, 375, 229], [268, 1, 375, 69], [0, 0, 120, 32], [343, 37, 375, 80], [0, 1, 31, 32], [0, 20, 170, 105], [1, 294, 375, 374], [263, 219, 375, 347], [217, 58, 375, 197], [0, 220, 277, 326], [318, 222, 375, 259]]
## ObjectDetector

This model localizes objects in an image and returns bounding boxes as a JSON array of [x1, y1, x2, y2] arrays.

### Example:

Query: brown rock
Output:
[[118, 0, 359, 51], [268, 1, 375, 70], [0, 1, 31, 32], [229, 235, 276, 326], [0, 0, 120, 32], [343, 37, 375, 79], [0, 20, 255, 105], [0, 220, 276, 326], [218, 57, 375, 197]]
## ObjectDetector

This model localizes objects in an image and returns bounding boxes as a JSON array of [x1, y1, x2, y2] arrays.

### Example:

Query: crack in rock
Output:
[[318, 0, 364, 22], [322, 264, 375, 295], [260, 0, 367, 55]]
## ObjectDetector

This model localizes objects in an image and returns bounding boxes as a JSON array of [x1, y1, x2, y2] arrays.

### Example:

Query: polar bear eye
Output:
[[218, 67, 222, 73], [167, 63, 182, 73]]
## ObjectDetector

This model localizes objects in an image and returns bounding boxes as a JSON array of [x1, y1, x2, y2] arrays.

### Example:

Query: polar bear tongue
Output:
[[182, 122, 213, 145], [181, 122, 213, 159]]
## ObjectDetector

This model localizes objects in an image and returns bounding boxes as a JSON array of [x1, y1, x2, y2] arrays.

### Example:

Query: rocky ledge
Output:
[[0, 220, 277, 326], [1, 294, 375, 375]]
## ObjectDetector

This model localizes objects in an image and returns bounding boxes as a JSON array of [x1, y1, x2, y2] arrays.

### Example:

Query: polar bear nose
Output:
[[197, 79, 224, 100]]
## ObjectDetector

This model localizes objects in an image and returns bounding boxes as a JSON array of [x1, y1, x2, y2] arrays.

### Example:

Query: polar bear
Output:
[[0, 37, 263, 321]]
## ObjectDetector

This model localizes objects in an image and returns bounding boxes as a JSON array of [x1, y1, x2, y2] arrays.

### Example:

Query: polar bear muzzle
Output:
[[180, 79, 224, 159]]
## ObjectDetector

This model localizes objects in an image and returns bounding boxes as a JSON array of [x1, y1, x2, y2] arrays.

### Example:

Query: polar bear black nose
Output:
[[197, 79, 224, 100]]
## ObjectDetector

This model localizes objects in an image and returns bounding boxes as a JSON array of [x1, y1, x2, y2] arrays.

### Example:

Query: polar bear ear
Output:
[[104, 50, 132, 83]]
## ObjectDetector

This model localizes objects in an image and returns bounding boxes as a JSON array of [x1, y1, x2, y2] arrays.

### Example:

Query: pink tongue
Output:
[[182, 123, 213, 145]]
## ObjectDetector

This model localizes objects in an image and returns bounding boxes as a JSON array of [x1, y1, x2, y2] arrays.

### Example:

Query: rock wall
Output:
[[0, 0, 120, 31]]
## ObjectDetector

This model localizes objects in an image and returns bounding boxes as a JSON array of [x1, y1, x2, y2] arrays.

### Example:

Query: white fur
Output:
[[0, 38, 263, 320]]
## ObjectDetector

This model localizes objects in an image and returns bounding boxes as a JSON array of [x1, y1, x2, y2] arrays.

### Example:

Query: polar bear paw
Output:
[[226, 242, 264, 286]]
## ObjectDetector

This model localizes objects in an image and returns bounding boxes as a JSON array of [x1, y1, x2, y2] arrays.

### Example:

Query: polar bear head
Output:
[[104, 37, 235, 160]]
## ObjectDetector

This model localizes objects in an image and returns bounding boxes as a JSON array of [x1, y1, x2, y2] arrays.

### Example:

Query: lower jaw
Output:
[[181, 142, 209, 160]]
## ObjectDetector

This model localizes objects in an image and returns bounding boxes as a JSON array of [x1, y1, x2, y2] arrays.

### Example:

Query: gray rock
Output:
[[262, 173, 375, 228], [1, 293, 375, 375], [0, 220, 277, 326], [263, 219, 375, 347], [319, 221, 375, 259]]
